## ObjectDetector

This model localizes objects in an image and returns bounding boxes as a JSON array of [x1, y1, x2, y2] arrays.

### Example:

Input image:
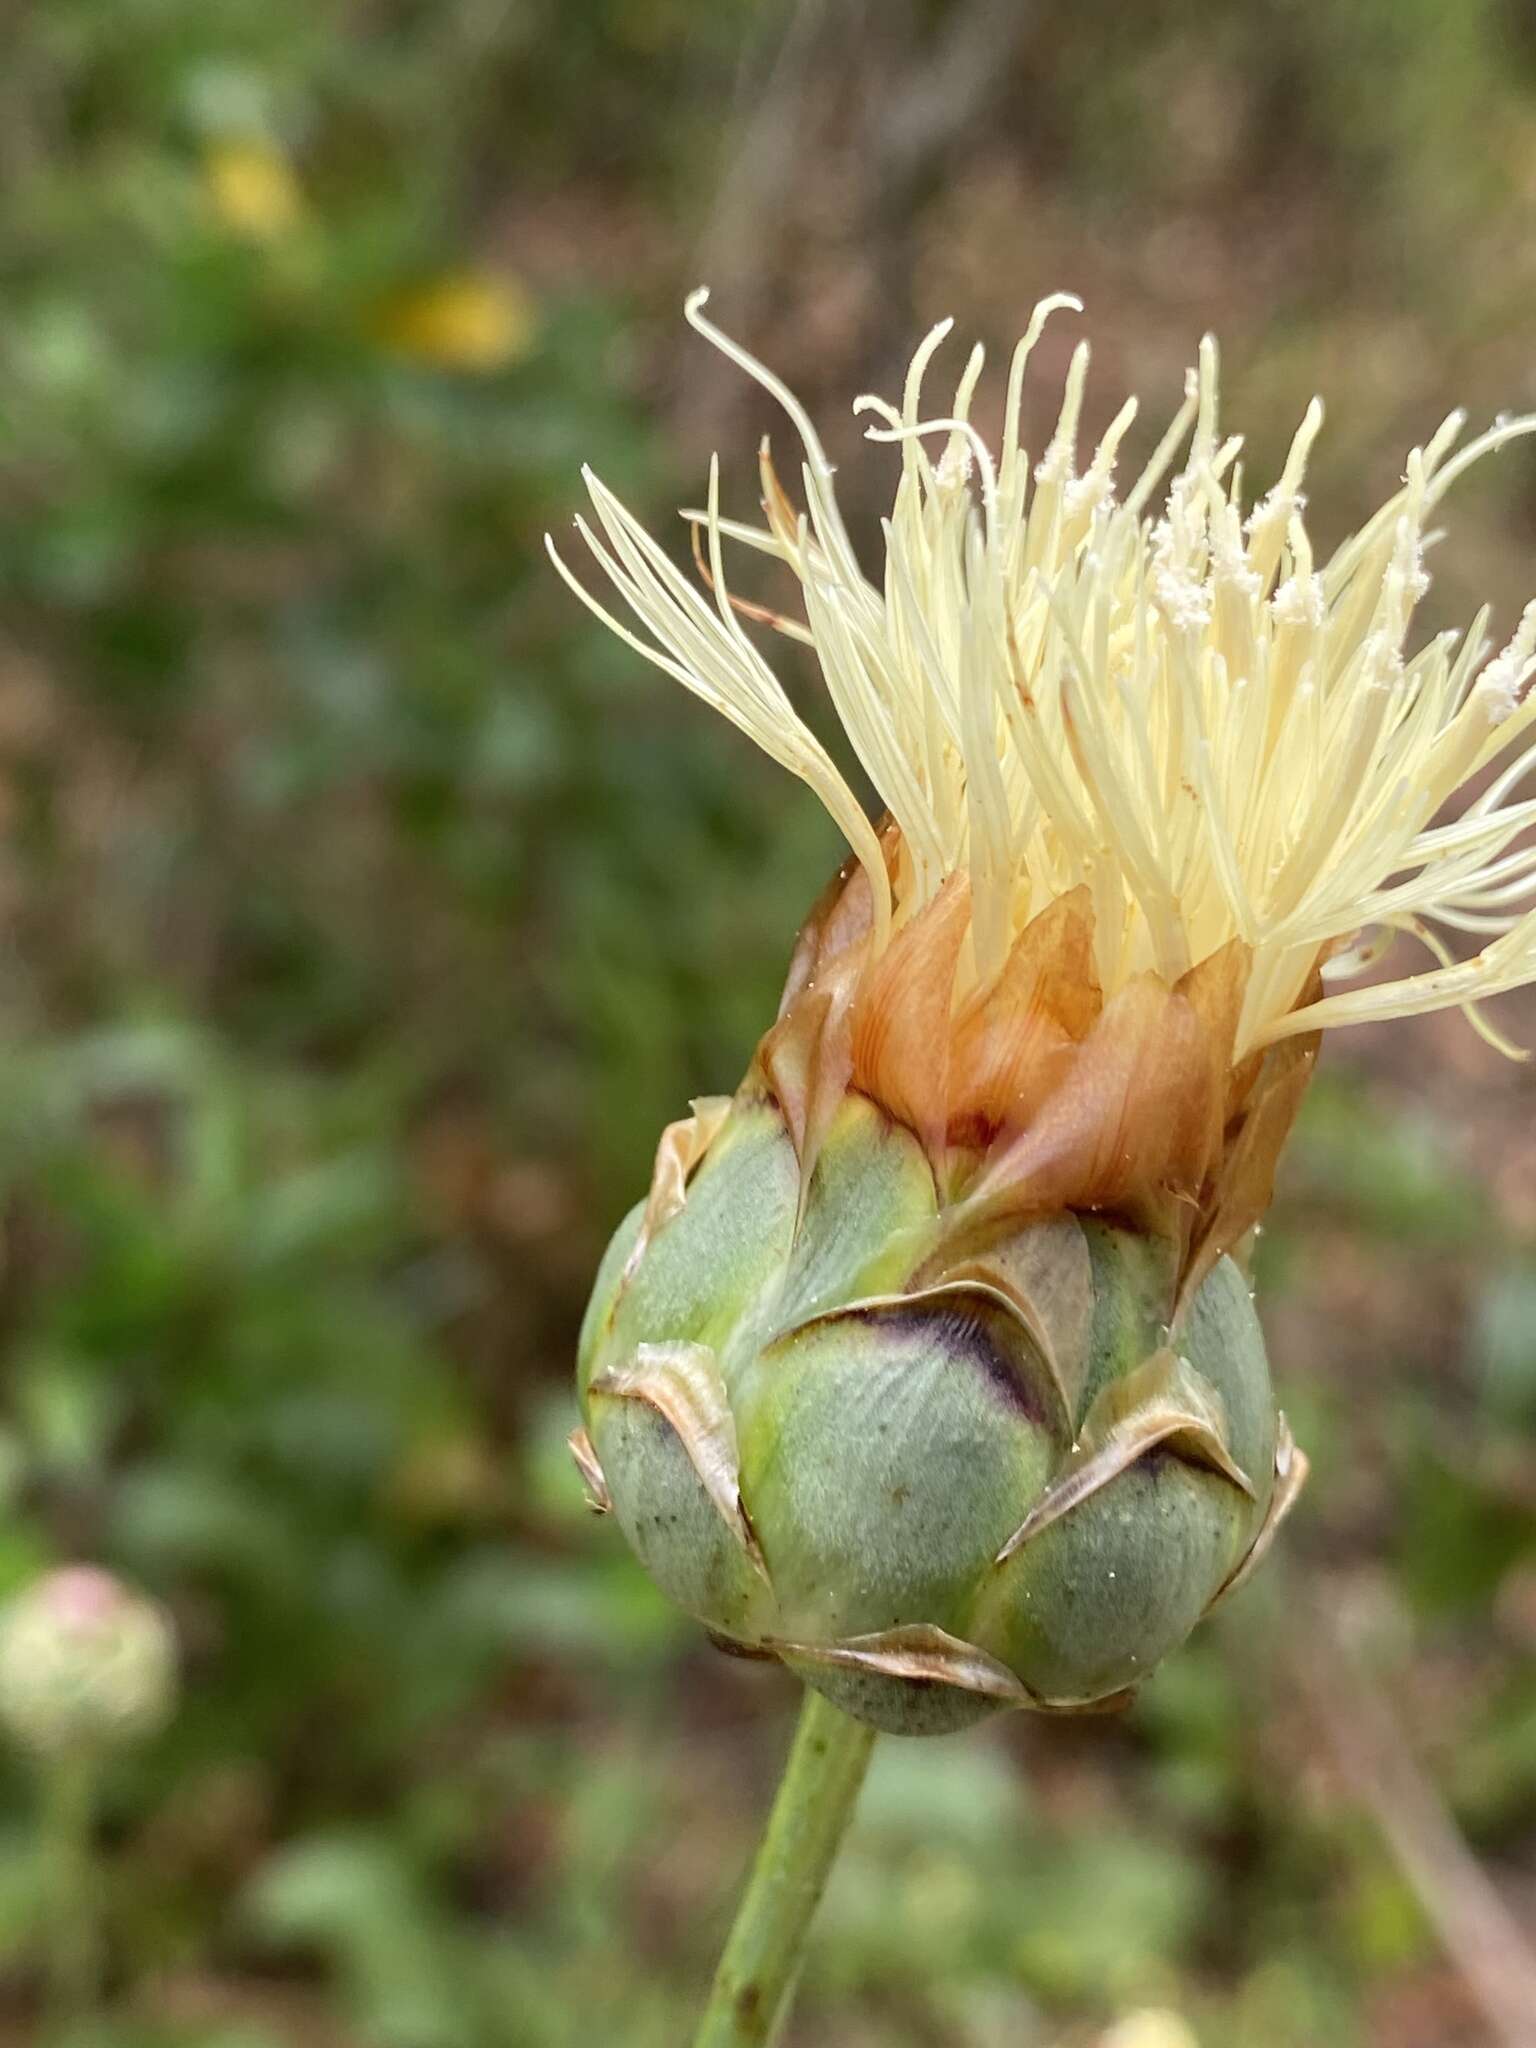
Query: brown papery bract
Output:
[[745, 835, 1321, 1299]]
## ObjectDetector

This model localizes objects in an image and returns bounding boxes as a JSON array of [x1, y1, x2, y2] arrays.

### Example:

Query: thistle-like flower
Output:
[[555, 293, 1536, 1733], [0, 1566, 177, 1762]]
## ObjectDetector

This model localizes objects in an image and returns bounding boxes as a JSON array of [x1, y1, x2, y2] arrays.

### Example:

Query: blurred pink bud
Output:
[[0, 1566, 177, 1761]]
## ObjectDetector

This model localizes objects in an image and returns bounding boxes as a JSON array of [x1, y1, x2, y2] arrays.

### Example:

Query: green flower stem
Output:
[[693, 1686, 876, 2048], [42, 1756, 101, 2036]]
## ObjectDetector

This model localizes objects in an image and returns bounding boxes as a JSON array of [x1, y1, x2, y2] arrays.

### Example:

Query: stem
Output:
[[693, 1686, 876, 2048], [42, 1756, 101, 2038]]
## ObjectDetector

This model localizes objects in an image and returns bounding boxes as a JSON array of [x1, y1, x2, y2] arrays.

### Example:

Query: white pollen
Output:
[[1152, 568, 1213, 634], [1474, 600, 1536, 723], [1065, 471, 1114, 522], [1271, 573, 1325, 628], [1476, 664, 1524, 721]]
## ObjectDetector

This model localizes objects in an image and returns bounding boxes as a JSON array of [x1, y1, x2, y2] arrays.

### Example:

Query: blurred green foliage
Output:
[[0, 2, 1534, 2045]]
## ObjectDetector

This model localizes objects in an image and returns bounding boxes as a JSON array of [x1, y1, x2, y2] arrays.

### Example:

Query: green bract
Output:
[[575, 1095, 1302, 1735]]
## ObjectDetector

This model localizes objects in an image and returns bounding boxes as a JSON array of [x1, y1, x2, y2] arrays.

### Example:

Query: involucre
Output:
[[574, 850, 1308, 1734]]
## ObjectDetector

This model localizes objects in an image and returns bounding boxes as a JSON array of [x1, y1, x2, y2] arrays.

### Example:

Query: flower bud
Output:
[[0, 1567, 177, 1762], [575, 1079, 1304, 1736]]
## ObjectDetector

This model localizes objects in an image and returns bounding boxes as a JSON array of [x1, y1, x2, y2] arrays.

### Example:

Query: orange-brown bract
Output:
[[759, 829, 1320, 1300]]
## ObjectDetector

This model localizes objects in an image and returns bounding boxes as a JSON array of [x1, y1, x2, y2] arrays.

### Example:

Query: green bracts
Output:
[[575, 1095, 1301, 1735]]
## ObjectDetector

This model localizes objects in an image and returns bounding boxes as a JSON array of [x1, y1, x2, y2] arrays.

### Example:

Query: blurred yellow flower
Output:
[[380, 272, 538, 374], [203, 137, 304, 242], [1099, 2012, 1201, 2048]]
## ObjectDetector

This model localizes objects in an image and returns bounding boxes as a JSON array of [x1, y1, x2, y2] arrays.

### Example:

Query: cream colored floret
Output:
[[551, 291, 1536, 1058]]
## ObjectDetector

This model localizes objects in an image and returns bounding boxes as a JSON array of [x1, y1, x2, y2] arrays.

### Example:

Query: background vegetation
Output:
[[1, 2, 1536, 2042]]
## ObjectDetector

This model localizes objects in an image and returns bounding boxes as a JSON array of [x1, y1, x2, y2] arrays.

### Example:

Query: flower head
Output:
[[557, 300, 1536, 1729], [553, 290, 1536, 1061], [203, 138, 304, 243], [380, 272, 538, 374], [1100, 2016, 1200, 2048], [0, 1566, 177, 1762]]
